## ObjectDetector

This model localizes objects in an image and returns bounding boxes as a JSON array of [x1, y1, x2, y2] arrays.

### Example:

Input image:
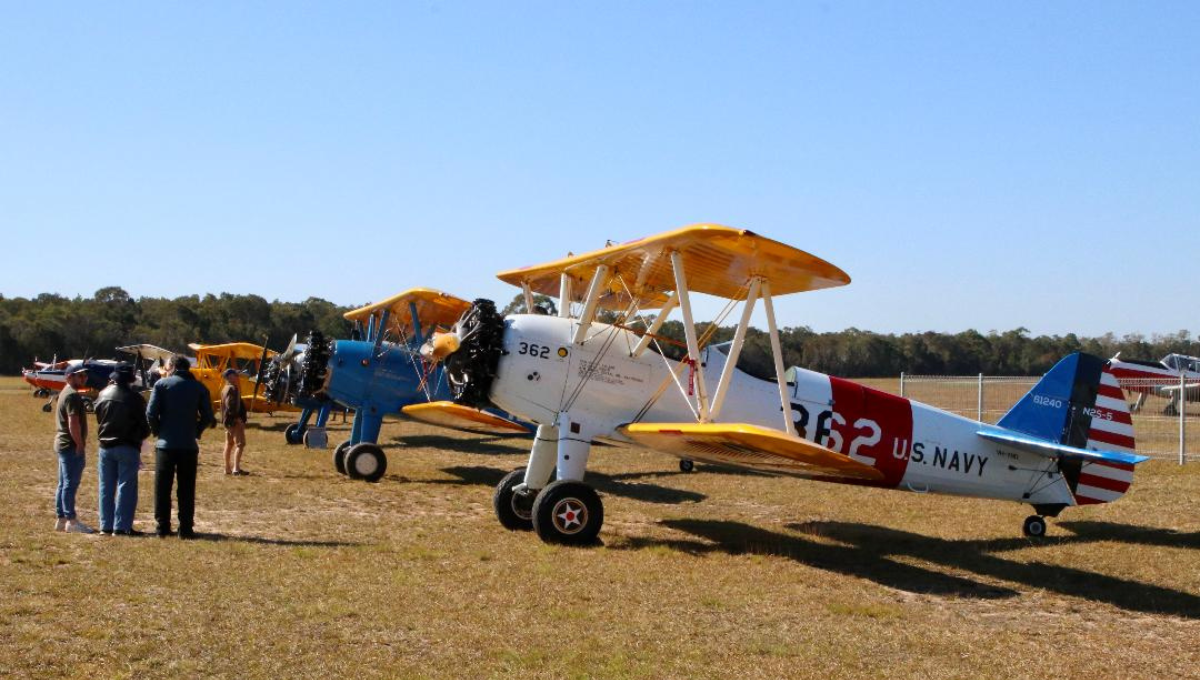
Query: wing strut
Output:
[[630, 293, 678, 358], [710, 277, 762, 420], [670, 249, 711, 422], [761, 280, 798, 437], [573, 264, 610, 344]]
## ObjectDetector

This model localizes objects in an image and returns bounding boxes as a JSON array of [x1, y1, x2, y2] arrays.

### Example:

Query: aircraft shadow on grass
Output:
[[434, 465, 707, 506], [620, 518, 1200, 618], [389, 433, 527, 456], [178, 534, 361, 548]]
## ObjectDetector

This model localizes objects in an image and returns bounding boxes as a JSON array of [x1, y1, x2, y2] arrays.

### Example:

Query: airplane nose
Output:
[[422, 332, 461, 362]]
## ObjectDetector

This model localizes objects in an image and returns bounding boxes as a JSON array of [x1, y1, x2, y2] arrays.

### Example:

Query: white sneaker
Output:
[[66, 520, 95, 534], [54, 518, 67, 532]]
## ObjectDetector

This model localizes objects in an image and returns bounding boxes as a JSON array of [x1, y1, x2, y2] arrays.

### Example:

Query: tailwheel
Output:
[[284, 423, 304, 445], [493, 468, 535, 531], [679, 459, 695, 473], [345, 443, 387, 483], [1022, 515, 1047, 538], [532, 480, 603, 546], [333, 440, 352, 475]]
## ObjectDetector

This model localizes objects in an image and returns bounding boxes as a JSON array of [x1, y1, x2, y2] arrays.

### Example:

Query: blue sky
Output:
[[2, 2, 1197, 337]]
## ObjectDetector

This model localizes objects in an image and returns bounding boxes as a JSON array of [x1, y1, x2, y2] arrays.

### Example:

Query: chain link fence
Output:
[[899, 373, 1194, 462]]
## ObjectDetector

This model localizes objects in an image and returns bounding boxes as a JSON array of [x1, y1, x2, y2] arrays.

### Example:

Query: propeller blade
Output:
[[252, 339, 272, 402]]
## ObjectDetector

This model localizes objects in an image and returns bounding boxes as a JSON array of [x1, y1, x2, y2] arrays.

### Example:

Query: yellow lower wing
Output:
[[402, 401, 531, 435], [618, 422, 884, 481]]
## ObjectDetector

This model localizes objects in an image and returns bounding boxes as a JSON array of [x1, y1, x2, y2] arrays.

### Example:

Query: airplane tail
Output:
[[997, 352, 1138, 505]]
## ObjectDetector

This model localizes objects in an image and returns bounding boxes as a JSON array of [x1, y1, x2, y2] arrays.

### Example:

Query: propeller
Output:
[[252, 339, 273, 403]]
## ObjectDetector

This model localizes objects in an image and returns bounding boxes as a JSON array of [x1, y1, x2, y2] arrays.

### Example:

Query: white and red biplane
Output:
[[1108, 353, 1200, 415], [422, 225, 1148, 545]]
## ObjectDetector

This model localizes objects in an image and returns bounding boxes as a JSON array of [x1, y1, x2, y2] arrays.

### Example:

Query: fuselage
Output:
[[488, 314, 1074, 507]]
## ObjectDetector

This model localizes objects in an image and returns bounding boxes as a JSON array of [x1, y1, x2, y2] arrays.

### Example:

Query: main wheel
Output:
[[679, 459, 695, 473], [332, 440, 352, 475], [345, 443, 387, 483], [494, 468, 535, 531], [34, 388, 50, 398], [82, 397, 95, 413], [1023, 515, 1047, 538], [532, 480, 603, 546], [284, 423, 304, 445]]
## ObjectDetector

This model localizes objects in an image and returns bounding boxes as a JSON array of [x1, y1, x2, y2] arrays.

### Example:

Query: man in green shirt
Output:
[[54, 364, 94, 533]]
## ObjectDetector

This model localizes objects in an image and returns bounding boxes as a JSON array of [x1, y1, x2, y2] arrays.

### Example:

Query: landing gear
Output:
[[532, 480, 603, 546], [82, 397, 94, 413], [33, 388, 50, 398], [333, 440, 352, 475], [1023, 515, 1047, 538], [284, 423, 304, 445], [42, 402, 53, 413], [679, 459, 695, 473], [493, 468, 535, 531], [345, 443, 387, 483]]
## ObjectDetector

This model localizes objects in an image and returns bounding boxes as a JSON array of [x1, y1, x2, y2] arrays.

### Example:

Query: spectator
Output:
[[220, 368, 248, 475], [146, 355, 215, 539], [94, 363, 151, 536], [54, 364, 94, 534]]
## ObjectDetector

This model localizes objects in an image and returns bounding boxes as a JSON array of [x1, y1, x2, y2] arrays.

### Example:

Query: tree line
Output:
[[1, 287, 1195, 378]]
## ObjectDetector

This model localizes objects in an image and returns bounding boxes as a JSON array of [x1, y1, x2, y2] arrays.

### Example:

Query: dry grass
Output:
[[2, 376, 1200, 679]]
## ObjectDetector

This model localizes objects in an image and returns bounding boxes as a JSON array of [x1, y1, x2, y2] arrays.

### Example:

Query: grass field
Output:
[[2, 376, 1199, 679]]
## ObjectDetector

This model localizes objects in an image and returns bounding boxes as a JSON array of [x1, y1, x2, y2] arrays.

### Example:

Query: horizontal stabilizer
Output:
[[618, 422, 884, 480], [976, 427, 1149, 466], [402, 401, 531, 435]]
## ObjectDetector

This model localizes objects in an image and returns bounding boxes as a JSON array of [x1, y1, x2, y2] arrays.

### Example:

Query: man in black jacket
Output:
[[146, 356, 215, 539], [95, 363, 151, 535]]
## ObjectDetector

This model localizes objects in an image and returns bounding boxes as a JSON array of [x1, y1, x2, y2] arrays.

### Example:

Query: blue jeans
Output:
[[55, 450, 86, 519], [98, 445, 140, 532]]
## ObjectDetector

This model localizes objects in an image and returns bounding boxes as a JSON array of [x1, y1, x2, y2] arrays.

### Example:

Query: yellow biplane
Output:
[[187, 342, 300, 414]]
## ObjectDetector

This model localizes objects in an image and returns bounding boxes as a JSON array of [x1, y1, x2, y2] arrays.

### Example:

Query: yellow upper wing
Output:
[[188, 342, 273, 361], [344, 288, 472, 338], [496, 224, 850, 309], [619, 422, 883, 481]]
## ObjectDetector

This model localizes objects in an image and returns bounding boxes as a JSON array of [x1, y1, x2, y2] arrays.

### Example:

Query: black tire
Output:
[[345, 443, 387, 483], [284, 423, 304, 445], [82, 397, 95, 413], [532, 480, 603, 546], [333, 440, 352, 475], [494, 468, 535, 531], [34, 388, 50, 398], [42, 402, 53, 413], [679, 459, 695, 473], [1023, 515, 1047, 538]]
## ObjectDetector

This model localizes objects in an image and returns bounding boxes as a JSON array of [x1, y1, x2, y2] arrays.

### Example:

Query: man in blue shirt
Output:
[[146, 355, 216, 539]]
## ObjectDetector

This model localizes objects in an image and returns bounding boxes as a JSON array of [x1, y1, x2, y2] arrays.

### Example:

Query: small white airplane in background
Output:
[[1108, 353, 1200, 415], [420, 225, 1147, 545]]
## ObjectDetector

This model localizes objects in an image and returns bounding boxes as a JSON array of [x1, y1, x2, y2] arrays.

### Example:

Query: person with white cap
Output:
[[219, 368, 249, 475], [53, 364, 94, 533]]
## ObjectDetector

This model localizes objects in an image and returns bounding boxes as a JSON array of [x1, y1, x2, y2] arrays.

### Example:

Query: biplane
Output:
[[187, 342, 300, 415], [1109, 352, 1200, 415], [290, 288, 531, 482], [24, 358, 127, 411], [421, 224, 1149, 545]]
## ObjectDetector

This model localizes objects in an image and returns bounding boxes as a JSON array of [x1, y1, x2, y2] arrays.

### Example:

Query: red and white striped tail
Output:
[[1078, 366, 1138, 504], [1086, 367, 1137, 453], [1076, 459, 1135, 505]]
